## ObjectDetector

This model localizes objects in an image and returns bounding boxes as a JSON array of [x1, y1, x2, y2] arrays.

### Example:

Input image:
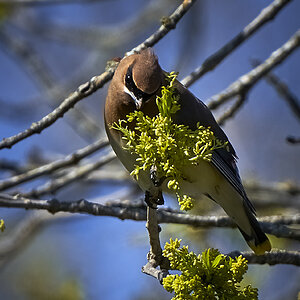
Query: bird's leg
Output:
[[145, 190, 164, 208], [150, 165, 166, 188], [142, 194, 170, 283]]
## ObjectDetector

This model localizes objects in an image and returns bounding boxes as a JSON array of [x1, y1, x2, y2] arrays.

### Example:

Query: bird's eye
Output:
[[125, 66, 135, 92], [125, 65, 155, 102]]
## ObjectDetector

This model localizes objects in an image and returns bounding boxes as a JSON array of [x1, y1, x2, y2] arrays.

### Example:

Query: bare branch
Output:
[[0, 195, 298, 240], [286, 136, 300, 144], [22, 152, 116, 198], [142, 204, 170, 282], [252, 58, 300, 121], [0, 0, 197, 150], [228, 249, 300, 266], [217, 94, 247, 126], [181, 0, 292, 87], [0, 28, 107, 141], [207, 30, 300, 110], [0, 73, 111, 150], [0, 211, 69, 268], [245, 181, 300, 210], [126, 0, 198, 56], [0, 138, 109, 191], [0, 159, 26, 174]]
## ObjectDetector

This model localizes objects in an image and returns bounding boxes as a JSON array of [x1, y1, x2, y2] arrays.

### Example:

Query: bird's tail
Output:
[[213, 180, 271, 255], [237, 202, 271, 255]]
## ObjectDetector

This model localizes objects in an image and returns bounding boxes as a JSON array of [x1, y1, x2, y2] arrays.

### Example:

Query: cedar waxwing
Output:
[[104, 48, 271, 255]]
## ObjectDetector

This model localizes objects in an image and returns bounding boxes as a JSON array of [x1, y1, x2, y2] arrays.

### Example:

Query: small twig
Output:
[[251, 58, 300, 122], [0, 211, 69, 269], [228, 249, 300, 266], [126, 0, 197, 56], [0, 194, 299, 240], [181, 0, 292, 87], [286, 136, 300, 144], [245, 181, 300, 209], [0, 73, 111, 150], [217, 93, 247, 126], [0, 0, 197, 150], [22, 152, 116, 198], [0, 159, 26, 174], [142, 204, 170, 282], [207, 30, 300, 110], [0, 138, 109, 191], [0, 29, 101, 141]]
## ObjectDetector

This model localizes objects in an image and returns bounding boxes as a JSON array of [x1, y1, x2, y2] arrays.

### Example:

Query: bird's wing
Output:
[[174, 81, 255, 214]]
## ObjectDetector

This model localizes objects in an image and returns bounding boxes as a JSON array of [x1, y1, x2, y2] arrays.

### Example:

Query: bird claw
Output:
[[145, 190, 164, 208]]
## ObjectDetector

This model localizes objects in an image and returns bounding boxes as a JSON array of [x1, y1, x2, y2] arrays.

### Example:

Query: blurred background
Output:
[[0, 0, 299, 299]]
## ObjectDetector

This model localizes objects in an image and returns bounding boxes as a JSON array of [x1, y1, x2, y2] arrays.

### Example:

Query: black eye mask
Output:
[[125, 65, 156, 102]]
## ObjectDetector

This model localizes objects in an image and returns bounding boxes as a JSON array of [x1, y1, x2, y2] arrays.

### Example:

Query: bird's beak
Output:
[[134, 97, 144, 110], [124, 86, 144, 110]]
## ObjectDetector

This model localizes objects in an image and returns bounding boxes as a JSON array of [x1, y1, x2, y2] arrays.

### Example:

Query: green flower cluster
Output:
[[163, 239, 258, 300], [112, 72, 226, 210], [0, 219, 5, 232]]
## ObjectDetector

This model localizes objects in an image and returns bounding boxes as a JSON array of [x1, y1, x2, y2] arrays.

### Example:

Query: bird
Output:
[[104, 48, 271, 255]]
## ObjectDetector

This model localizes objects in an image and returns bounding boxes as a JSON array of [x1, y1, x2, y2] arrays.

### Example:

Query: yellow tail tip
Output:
[[251, 239, 272, 256]]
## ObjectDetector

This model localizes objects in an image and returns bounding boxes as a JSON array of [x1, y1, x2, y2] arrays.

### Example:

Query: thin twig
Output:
[[142, 205, 170, 282], [286, 136, 300, 144], [228, 249, 300, 266], [0, 138, 109, 191], [0, 211, 69, 269], [22, 152, 116, 198], [126, 0, 197, 56], [0, 0, 197, 150], [0, 195, 298, 240], [207, 30, 300, 110], [0, 73, 111, 150], [217, 93, 247, 126], [246, 181, 300, 210], [0, 28, 102, 141], [252, 58, 300, 121], [181, 0, 292, 87]]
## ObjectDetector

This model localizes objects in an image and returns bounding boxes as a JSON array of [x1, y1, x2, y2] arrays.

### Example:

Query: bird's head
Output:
[[115, 48, 163, 110]]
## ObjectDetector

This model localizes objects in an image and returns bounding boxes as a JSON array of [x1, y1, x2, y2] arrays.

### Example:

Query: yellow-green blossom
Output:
[[163, 239, 258, 300], [112, 72, 226, 210], [0, 219, 5, 232]]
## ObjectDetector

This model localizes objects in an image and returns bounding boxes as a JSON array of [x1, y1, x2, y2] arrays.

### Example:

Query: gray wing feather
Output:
[[175, 81, 255, 214]]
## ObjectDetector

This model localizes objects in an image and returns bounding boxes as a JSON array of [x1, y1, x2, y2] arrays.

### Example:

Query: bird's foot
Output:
[[145, 190, 164, 208]]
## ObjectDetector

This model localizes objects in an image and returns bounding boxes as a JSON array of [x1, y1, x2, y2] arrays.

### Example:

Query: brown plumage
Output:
[[104, 48, 271, 255]]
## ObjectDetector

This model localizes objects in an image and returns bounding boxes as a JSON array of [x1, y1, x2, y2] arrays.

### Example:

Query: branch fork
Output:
[[142, 193, 170, 283]]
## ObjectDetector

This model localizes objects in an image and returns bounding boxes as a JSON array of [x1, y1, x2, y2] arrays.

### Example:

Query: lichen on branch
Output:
[[112, 72, 226, 210]]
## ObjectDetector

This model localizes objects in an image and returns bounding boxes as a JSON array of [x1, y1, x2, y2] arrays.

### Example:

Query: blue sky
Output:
[[0, 0, 299, 299]]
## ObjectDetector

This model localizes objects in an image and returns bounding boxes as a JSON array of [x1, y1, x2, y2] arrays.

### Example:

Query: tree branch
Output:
[[181, 0, 292, 87], [252, 58, 300, 122], [142, 204, 170, 283], [207, 30, 300, 110], [228, 249, 300, 266], [0, 73, 111, 150], [0, 138, 109, 191], [0, 0, 197, 150], [217, 93, 247, 126], [286, 136, 300, 144], [125, 0, 197, 56], [22, 152, 116, 198], [0, 195, 299, 240], [0, 28, 102, 142]]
